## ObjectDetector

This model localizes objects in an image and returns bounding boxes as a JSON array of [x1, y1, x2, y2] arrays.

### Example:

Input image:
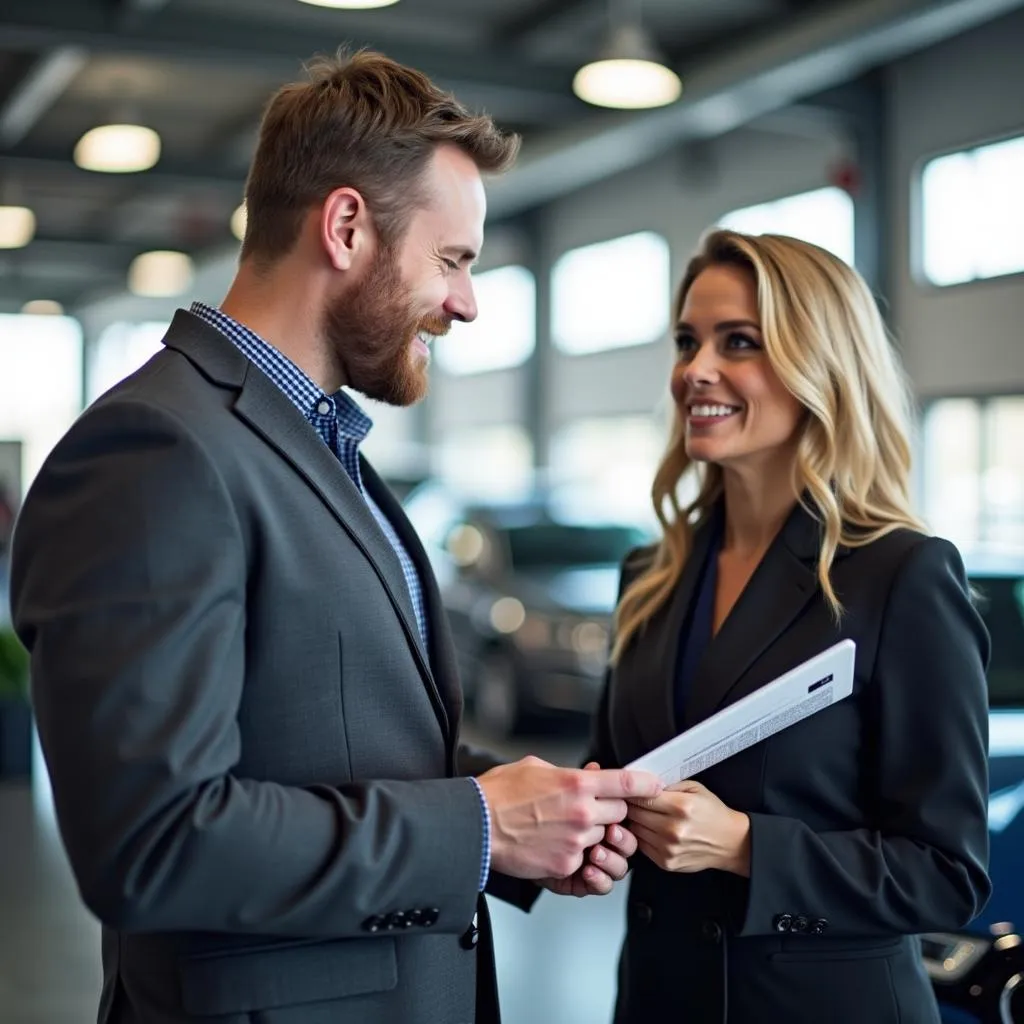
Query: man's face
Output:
[[325, 145, 486, 406]]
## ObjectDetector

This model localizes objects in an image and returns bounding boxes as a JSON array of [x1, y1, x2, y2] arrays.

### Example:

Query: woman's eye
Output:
[[674, 334, 696, 355], [727, 333, 759, 350]]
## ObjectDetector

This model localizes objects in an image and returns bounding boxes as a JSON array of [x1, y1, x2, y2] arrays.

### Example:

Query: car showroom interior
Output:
[[0, 0, 1022, 1022]]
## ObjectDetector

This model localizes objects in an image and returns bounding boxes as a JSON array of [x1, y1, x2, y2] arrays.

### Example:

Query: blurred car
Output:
[[403, 483, 651, 738], [926, 556, 1024, 1023]]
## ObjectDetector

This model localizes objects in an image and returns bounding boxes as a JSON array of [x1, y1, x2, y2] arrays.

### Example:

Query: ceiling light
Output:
[[74, 123, 161, 173], [0, 205, 35, 248], [295, 0, 400, 8], [128, 250, 194, 298], [21, 299, 64, 316], [230, 202, 247, 242], [574, 23, 682, 110]]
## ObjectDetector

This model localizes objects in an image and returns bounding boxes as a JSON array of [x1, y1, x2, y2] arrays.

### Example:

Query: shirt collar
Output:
[[189, 301, 373, 444]]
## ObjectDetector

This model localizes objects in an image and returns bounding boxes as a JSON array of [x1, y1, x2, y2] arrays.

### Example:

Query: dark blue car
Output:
[[927, 559, 1024, 1023]]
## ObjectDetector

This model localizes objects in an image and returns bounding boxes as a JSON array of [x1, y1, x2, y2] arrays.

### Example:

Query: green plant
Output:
[[0, 627, 29, 701]]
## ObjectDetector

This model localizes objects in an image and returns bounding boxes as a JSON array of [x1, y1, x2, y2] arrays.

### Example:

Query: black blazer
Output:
[[588, 502, 991, 1024]]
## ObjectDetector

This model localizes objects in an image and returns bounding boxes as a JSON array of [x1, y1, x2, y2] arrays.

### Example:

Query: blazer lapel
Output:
[[162, 312, 449, 739], [362, 462, 464, 733], [624, 511, 720, 755], [685, 502, 820, 727]]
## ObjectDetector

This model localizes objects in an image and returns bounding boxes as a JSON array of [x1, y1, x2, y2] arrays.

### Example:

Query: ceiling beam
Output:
[[491, 0, 591, 46], [7, 234, 197, 267], [0, 149, 245, 196], [0, 47, 88, 147], [486, 0, 1024, 217], [0, 1, 574, 103]]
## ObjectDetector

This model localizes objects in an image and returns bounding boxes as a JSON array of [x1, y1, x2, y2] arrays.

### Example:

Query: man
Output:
[[10, 52, 659, 1024]]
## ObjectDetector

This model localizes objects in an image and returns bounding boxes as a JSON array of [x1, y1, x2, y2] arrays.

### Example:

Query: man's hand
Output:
[[627, 779, 751, 876], [477, 756, 662, 881], [540, 822, 638, 897]]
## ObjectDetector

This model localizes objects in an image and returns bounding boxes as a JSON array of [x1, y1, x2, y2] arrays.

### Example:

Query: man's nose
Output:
[[444, 274, 478, 324]]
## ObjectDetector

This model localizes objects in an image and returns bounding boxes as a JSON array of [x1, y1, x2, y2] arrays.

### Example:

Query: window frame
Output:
[[911, 129, 1024, 292], [918, 391, 1024, 552], [550, 230, 672, 358]]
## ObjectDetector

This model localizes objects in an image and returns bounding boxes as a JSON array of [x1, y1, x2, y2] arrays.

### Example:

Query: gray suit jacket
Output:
[[11, 310, 526, 1024]]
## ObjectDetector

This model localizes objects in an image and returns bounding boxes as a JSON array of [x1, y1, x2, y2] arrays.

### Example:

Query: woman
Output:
[[589, 229, 991, 1024]]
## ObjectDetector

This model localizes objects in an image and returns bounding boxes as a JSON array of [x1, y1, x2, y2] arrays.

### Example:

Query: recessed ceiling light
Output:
[[230, 203, 247, 242], [21, 299, 65, 316], [0, 205, 36, 248], [296, 0, 400, 8], [128, 250, 194, 297], [74, 123, 161, 173], [574, 24, 682, 110]]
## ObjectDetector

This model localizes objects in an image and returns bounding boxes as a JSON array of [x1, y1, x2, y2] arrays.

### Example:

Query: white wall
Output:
[[889, 7, 1024, 396]]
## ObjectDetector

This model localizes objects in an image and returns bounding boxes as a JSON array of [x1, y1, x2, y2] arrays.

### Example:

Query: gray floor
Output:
[[0, 729, 627, 1024]]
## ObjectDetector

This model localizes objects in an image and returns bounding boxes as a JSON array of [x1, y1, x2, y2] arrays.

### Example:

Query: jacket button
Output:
[[362, 915, 386, 933], [811, 918, 829, 935], [630, 902, 653, 925], [773, 914, 793, 933], [791, 915, 809, 934], [701, 919, 723, 944]]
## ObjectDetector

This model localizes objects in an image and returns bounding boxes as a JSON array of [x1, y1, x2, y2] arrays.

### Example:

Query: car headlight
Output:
[[923, 926, 1024, 1023]]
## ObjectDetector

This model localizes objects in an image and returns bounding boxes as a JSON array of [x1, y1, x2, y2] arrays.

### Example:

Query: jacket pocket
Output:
[[770, 935, 906, 963], [178, 936, 397, 1016]]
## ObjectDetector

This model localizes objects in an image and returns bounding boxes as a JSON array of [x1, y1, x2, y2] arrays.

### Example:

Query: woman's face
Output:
[[670, 263, 804, 471]]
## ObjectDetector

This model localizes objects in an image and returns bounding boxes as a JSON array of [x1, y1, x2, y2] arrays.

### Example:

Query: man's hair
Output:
[[240, 49, 521, 264]]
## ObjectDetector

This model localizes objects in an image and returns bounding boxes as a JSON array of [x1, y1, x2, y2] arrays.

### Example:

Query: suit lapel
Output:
[[162, 312, 450, 741], [624, 511, 720, 754], [362, 462, 464, 732], [685, 502, 820, 727]]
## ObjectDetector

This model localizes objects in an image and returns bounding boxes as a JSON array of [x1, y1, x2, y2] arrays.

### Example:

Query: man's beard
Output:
[[323, 244, 447, 407]]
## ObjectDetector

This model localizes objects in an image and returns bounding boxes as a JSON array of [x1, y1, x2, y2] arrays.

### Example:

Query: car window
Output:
[[504, 524, 647, 570], [969, 574, 1024, 706]]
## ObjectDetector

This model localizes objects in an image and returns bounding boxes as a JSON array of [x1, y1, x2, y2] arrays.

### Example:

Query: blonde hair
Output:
[[612, 228, 924, 662]]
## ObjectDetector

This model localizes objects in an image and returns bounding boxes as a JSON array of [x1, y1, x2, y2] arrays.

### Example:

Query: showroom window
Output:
[[87, 320, 167, 404], [919, 134, 1024, 286], [0, 313, 83, 492], [435, 265, 535, 375], [718, 186, 856, 267], [922, 396, 1024, 552], [434, 424, 534, 502], [551, 231, 671, 356], [548, 415, 669, 528]]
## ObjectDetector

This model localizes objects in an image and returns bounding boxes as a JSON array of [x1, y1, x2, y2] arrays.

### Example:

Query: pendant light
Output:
[[296, 0, 400, 9], [574, 0, 682, 110]]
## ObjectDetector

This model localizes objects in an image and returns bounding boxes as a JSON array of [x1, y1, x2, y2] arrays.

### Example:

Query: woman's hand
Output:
[[627, 779, 752, 876]]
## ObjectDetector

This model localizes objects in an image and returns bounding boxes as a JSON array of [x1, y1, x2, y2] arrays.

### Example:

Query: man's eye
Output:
[[442, 258, 459, 271]]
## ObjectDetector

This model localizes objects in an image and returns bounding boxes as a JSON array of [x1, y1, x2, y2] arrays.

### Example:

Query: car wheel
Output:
[[474, 649, 521, 739]]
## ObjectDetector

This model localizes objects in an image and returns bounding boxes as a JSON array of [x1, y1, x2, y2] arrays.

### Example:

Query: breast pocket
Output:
[[178, 936, 397, 1017]]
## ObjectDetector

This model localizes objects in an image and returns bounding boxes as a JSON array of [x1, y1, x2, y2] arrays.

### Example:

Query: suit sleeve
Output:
[[11, 399, 483, 939], [738, 536, 992, 936]]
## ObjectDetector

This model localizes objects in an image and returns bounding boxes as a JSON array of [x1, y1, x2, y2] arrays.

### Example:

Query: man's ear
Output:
[[321, 187, 369, 271]]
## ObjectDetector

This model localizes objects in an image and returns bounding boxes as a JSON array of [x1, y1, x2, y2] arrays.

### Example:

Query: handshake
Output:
[[476, 756, 664, 897]]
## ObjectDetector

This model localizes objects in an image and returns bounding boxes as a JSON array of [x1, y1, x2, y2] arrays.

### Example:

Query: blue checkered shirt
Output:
[[189, 303, 490, 891]]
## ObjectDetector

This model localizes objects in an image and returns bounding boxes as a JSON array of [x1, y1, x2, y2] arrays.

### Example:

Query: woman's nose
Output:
[[682, 344, 721, 386]]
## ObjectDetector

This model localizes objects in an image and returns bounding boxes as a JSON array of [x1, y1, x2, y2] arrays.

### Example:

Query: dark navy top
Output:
[[674, 519, 724, 730]]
